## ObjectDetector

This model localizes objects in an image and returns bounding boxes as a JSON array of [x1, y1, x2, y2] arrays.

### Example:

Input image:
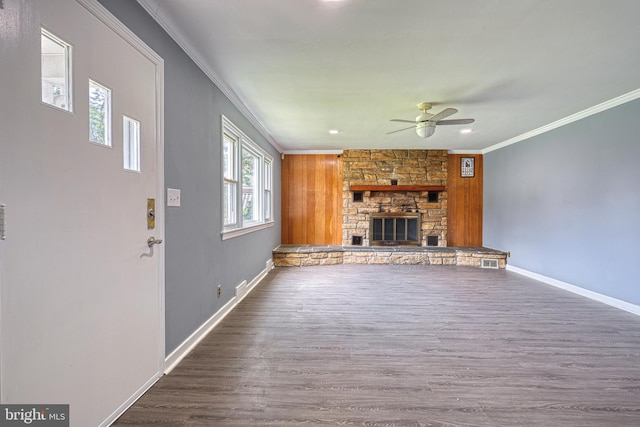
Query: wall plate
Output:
[[167, 188, 181, 207]]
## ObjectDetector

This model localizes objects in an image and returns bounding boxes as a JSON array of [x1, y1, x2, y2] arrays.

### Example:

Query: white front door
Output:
[[0, 1, 164, 426]]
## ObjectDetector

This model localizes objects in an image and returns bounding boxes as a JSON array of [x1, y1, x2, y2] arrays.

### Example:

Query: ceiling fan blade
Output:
[[428, 107, 458, 122], [386, 125, 417, 135], [390, 119, 417, 123], [435, 118, 475, 125]]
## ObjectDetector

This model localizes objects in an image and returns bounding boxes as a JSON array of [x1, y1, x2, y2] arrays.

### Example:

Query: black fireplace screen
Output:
[[370, 213, 421, 246]]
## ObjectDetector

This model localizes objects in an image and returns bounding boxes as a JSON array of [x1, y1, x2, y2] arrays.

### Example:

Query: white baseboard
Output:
[[164, 258, 274, 374], [163, 296, 236, 374], [507, 265, 640, 317], [100, 372, 159, 426]]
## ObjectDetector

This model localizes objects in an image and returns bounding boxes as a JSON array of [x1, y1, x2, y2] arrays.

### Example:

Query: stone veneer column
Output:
[[341, 149, 448, 246]]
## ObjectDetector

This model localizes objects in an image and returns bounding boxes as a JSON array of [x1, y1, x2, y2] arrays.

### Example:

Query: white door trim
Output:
[[75, 1, 166, 424]]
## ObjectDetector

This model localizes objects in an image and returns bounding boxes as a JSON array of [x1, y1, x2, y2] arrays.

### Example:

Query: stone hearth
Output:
[[273, 245, 507, 268]]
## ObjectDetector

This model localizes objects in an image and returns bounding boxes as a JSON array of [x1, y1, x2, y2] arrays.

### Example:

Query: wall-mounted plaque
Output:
[[461, 157, 475, 178]]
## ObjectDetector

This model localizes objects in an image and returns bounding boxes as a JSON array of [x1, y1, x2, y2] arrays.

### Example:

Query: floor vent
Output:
[[481, 259, 499, 269]]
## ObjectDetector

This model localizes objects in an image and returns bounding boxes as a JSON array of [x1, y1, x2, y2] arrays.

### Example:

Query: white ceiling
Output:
[[139, 0, 640, 153]]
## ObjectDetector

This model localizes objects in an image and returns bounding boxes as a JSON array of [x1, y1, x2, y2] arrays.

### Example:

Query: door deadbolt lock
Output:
[[147, 198, 155, 229]]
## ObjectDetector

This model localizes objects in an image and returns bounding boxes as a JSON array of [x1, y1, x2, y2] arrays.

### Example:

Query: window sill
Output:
[[221, 221, 275, 240]]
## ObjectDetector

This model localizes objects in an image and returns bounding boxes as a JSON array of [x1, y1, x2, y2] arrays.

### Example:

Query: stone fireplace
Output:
[[342, 149, 448, 246]]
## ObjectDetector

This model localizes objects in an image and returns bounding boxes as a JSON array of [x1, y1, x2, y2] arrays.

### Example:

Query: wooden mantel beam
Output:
[[349, 185, 445, 192]]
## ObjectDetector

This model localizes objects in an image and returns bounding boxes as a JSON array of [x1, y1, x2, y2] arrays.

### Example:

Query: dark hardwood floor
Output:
[[115, 265, 640, 426]]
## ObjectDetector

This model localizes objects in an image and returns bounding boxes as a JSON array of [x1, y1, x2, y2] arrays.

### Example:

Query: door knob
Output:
[[147, 236, 163, 247]]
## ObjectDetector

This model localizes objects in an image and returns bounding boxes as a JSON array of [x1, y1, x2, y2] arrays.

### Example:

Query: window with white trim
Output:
[[242, 144, 261, 224], [223, 130, 238, 227], [222, 116, 274, 238], [264, 158, 273, 222]]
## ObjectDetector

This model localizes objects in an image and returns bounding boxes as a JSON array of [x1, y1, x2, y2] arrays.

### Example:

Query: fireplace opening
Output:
[[369, 212, 421, 246], [426, 235, 439, 246]]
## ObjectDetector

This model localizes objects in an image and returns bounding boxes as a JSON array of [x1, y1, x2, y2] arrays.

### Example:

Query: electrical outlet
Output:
[[507, 251, 511, 258], [217, 284, 222, 298]]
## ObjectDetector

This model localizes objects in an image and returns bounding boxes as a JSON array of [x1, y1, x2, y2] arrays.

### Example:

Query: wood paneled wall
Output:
[[447, 154, 483, 246], [281, 154, 343, 245]]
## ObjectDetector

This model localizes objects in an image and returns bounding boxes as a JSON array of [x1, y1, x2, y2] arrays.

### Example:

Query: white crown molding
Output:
[[507, 265, 640, 317], [483, 88, 640, 154], [447, 149, 483, 155], [137, 0, 283, 153], [283, 150, 344, 155]]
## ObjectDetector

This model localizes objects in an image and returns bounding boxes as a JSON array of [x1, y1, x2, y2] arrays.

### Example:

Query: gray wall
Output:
[[99, 0, 281, 354], [484, 98, 640, 305]]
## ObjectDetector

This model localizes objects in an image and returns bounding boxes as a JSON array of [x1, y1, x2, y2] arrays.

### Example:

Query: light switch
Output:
[[167, 188, 181, 207]]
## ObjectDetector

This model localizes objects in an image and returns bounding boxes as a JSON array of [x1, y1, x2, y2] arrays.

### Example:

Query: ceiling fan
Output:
[[388, 102, 475, 138]]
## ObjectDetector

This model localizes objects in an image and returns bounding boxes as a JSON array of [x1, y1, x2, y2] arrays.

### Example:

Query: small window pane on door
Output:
[[89, 80, 111, 146], [123, 116, 141, 172], [41, 29, 72, 111]]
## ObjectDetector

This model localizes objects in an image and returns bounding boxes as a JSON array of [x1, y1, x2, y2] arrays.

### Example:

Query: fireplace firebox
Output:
[[369, 212, 421, 246]]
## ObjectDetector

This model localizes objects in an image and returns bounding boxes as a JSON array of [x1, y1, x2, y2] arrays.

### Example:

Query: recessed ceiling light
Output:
[[460, 129, 473, 134], [329, 129, 340, 134]]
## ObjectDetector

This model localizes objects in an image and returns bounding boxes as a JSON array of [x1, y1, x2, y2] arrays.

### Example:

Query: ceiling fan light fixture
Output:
[[416, 113, 431, 122], [387, 103, 473, 138], [416, 122, 435, 138]]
